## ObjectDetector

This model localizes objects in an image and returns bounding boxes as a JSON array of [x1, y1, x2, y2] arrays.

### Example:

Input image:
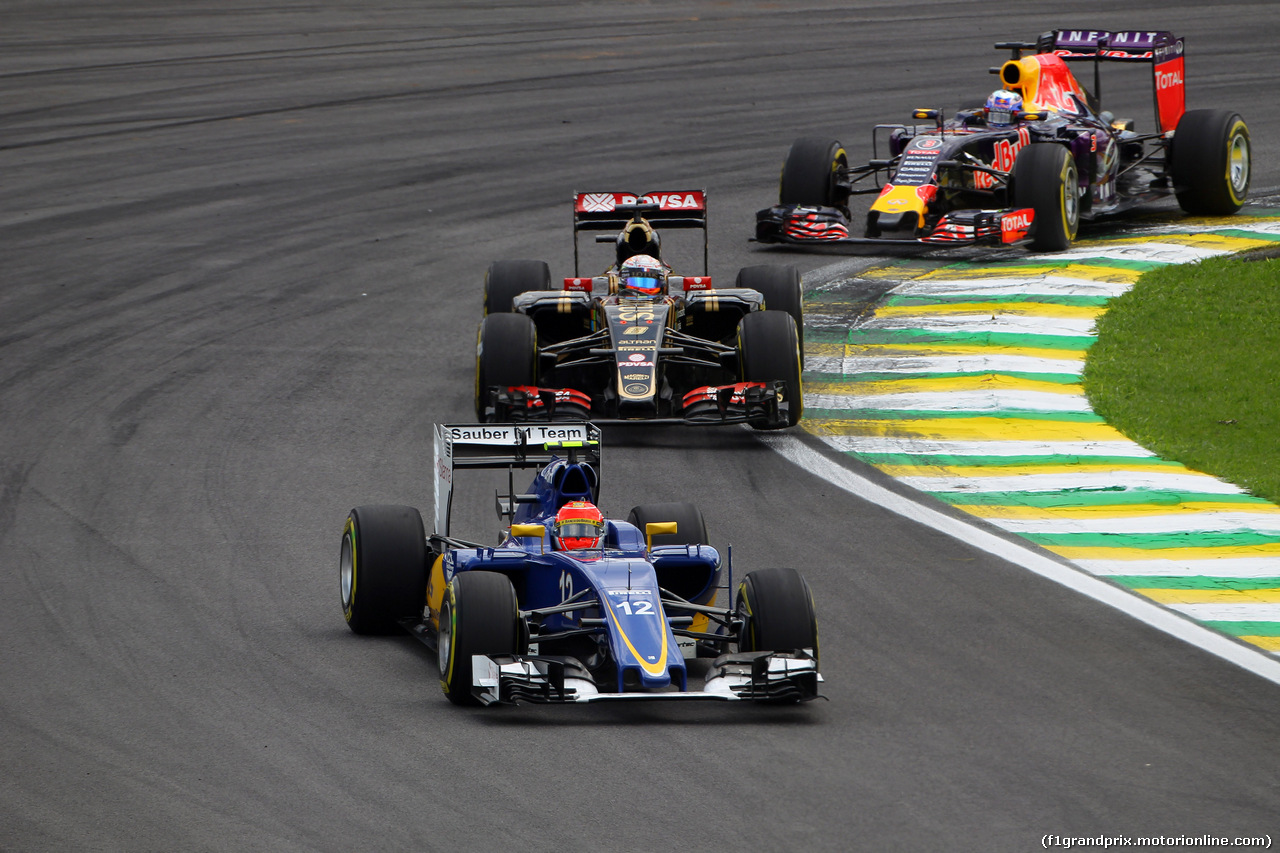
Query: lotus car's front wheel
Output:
[[738, 310, 803, 429], [475, 312, 538, 421]]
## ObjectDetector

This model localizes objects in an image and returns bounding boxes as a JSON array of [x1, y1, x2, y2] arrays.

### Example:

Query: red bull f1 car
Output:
[[477, 191, 803, 428], [339, 423, 822, 706], [756, 29, 1251, 252]]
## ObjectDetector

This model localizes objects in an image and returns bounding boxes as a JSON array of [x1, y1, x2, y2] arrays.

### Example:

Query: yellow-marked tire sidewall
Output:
[[342, 518, 357, 624], [1226, 119, 1250, 206], [439, 582, 459, 694], [1058, 156, 1078, 243]]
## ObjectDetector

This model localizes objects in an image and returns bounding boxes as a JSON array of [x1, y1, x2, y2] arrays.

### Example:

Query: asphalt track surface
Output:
[[4, 3, 1280, 851]]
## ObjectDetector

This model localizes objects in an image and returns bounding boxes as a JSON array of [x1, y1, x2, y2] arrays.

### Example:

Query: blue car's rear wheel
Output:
[[438, 571, 523, 706], [736, 568, 819, 664], [627, 502, 709, 548], [340, 505, 427, 635]]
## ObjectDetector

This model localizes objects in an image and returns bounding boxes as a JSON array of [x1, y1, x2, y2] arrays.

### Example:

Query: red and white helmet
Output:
[[553, 501, 605, 550]]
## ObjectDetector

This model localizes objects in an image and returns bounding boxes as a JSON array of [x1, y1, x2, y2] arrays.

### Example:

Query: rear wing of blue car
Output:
[[998, 29, 1187, 134], [432, 422, 602, 537]]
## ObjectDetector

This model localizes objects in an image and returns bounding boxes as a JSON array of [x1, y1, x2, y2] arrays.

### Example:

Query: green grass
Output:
[[1083, 252, 1280, 504]]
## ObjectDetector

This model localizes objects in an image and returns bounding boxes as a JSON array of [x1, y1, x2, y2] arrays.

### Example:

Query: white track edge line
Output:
[[758, 432, 1280, 686]]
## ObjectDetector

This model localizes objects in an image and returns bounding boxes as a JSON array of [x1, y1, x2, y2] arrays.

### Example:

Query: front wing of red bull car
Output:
[[339, 423, 823, 705], [755, 30, 1249, 253], [476, 191, 804, 429]]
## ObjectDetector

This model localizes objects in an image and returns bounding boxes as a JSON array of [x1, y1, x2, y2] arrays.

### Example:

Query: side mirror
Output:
[[645, 522, 678, 550], [511, 523, 546, 552]]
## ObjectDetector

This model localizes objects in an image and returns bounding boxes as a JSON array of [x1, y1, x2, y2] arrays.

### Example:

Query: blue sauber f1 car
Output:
[[756, 29, 1250, 252], [339, 422, 822, 706]]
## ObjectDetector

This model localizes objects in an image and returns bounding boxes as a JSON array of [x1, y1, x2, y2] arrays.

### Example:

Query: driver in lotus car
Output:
[[616, 254, 668, 297]]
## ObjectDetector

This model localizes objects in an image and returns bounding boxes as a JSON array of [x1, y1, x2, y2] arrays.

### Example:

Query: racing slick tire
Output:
[[779, 137, 847, 208], [340, 505, 428, 635], [484, 259, 552, 314], [1012, 143, 1079, 252], [438, 570, 523, 706], [475, 313, 538, 421], [737, 310, 803, 430], [627, 502, 709, 547], [735, 265, 805, 358], [1171, 110, 1251, 216], [735, 568, 819, 664]]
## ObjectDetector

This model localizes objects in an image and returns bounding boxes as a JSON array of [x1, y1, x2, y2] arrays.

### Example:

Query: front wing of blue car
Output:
[[471, 650, 823, 705]]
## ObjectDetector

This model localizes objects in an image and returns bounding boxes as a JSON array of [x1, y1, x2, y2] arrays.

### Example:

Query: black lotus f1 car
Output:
[[756, 29, 1251, 252], [477, 191, 803, 428]]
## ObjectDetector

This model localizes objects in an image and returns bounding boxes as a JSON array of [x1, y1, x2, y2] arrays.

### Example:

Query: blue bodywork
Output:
[[443, 452, 723, 693]]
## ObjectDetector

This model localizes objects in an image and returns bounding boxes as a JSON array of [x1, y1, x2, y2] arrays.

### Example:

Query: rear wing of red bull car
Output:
[[1005, 29, 1186, 134]]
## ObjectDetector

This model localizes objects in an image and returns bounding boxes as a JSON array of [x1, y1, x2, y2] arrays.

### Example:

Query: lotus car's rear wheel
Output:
[[1012, 143, 1079, 252], [736, 568, 819, 664], [484, 259, 552, 314], [475, 313, 538, 420], [627, 502, 709, 547], [779, 137, 847, 208], [341, 505, 427, 635], [737, 310, 803, 429], [439, 571, 522, 706], [1172, 109, 1251, 215], [735, 265, 805, 358]]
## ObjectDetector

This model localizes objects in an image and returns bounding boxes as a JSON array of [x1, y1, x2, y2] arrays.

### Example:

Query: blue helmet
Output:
[[985, 89, 1023, 127]]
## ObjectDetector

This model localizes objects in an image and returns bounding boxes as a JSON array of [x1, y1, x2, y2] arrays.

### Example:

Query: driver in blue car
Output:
[[552, 501, 605, 550]]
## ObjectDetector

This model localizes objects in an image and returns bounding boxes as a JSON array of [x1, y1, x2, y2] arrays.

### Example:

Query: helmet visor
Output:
[[557, 520, 603, 540], [625, 276, 661, 295]]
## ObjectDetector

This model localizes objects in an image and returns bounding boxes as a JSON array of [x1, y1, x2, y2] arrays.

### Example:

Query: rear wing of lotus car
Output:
[[1022, 29, 1186, 133], [432, 422, 602, 537], [572, 190, 709, 275]]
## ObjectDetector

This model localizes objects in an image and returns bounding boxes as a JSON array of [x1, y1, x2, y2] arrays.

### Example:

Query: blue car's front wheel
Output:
[[736, 568, 819, 665], [439, 571, 523, 706]]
